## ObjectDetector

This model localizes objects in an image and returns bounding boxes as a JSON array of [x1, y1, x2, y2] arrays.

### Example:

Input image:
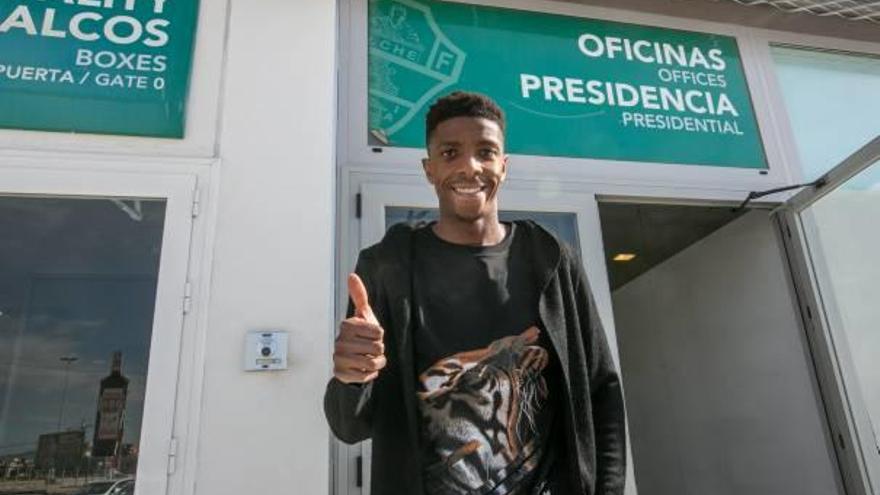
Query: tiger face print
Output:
[[417, 326, 551, 494]]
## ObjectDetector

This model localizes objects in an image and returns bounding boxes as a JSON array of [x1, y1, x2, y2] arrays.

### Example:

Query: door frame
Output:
[[359, 180, 616, 344], [334, 175, 637, 495], [0, 164, 198, 495], [775, 136, 880, 495]]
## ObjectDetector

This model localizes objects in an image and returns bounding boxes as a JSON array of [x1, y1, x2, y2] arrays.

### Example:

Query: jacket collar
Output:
[[380, 223, 422, 450], [516, 220, 564, 292]]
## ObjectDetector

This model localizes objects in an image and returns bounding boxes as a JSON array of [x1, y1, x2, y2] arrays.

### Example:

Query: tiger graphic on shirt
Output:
[[417, 326, 552, 494]]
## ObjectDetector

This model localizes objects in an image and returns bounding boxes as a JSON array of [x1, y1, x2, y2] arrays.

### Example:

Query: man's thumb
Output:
[[348, 273, 376, 321]]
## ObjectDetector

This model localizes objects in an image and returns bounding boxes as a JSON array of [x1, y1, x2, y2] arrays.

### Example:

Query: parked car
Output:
[[111, 479, 134, 495], [72, 478, 134, 495]]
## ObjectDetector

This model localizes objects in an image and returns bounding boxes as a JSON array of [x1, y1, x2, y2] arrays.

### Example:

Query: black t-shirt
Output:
[[411, 222, 560, 495]]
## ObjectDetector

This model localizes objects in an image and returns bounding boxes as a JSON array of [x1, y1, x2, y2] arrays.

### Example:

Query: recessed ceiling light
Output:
[[613, 253, 637, 262]]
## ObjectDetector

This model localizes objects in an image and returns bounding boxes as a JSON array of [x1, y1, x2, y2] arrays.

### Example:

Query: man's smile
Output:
[[450, 183, 489, 196]]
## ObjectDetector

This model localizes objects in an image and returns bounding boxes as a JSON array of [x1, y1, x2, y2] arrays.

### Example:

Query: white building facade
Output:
[[0, 1, 878, 495]]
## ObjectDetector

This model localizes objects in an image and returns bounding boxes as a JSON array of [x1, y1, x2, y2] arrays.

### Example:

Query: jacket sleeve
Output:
[[570, 252, 627, 494], [323, 250, 380, 444]]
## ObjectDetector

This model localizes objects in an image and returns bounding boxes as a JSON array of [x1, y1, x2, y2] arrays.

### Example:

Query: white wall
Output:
[[612, 211, 842, 495], [192, 1, 336, 495]]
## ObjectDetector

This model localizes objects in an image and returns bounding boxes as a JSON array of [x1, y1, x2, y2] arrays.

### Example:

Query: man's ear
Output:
[[422, 157, 434, 184], [499, 154, 509, 182]]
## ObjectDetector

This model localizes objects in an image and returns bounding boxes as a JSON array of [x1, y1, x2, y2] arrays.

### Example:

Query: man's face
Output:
[[422, 116, 508, 223]]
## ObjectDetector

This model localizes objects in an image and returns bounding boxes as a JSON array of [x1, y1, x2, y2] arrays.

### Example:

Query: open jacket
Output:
[[324, 221, 626, 495]]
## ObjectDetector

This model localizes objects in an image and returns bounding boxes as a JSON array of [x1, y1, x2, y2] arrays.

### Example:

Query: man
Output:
[[325, 92, 626, 494]]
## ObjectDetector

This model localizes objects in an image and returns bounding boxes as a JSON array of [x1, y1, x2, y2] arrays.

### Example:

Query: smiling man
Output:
[[325, 92, 626, 495]]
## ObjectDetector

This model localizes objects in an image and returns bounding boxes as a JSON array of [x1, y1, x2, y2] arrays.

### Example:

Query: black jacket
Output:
[[325, 221, 626, 494]]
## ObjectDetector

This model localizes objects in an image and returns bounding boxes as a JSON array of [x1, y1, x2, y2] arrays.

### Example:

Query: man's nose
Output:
[[459, 154, 483, 175]]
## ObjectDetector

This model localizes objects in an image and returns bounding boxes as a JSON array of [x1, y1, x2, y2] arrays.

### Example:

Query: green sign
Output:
[[369, 0, 768, 169], [0, 0, 199, 138]]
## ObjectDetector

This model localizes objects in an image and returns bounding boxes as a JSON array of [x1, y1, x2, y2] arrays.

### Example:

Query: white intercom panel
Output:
[[244, 330, 288, 371]]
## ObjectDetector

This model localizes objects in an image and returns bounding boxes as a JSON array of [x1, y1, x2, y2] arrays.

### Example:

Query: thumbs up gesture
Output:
[[333, 273, 387, 384]]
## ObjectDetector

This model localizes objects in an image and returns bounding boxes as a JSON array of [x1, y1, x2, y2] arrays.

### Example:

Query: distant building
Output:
[[34, 431, 85, 471], [92, 351, 129, 459]]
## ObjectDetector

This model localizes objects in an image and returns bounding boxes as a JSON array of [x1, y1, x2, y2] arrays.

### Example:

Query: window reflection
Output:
[[0, 197, 166, 494], [802, 161, 880, 457], [771, 47, 880, 181]]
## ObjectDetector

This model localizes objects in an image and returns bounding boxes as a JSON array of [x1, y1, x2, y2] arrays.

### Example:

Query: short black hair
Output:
[[425, 91, 506, 147]]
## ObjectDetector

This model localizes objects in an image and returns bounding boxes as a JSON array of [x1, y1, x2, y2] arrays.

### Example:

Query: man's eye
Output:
[[441, 149, 457, 158], [479, 148, 499, 159]]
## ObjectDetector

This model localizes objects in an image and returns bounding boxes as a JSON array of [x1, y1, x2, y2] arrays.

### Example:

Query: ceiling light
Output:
[[613, 253, 637, 262]]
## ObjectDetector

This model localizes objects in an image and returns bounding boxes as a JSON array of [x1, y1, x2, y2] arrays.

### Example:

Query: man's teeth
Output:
[[453, 185, 484, 194]]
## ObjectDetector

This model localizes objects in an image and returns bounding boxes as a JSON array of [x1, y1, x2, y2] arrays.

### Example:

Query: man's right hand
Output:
[[333, 273, 387, 384]]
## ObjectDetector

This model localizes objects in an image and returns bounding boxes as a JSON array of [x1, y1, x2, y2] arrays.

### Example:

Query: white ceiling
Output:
[[569, 0, 879, 42], [598, 203, 748, 290], [724, 0, 880, 24]]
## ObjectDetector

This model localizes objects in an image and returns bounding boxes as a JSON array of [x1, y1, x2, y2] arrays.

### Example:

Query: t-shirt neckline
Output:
[[424, 221, 515, 253]]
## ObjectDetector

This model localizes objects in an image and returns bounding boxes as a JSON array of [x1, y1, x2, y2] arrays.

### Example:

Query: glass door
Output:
[[0, 169, 196, 495], [778, 136, 880, 495], [358, 182, 616, 336], [335, 180, 631, 495]]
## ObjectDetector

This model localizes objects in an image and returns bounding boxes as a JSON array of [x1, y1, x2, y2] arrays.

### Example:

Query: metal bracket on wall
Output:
[[182, 281, 193, 315], [191, 187, 201, 218], [167, 437, 178, 475]]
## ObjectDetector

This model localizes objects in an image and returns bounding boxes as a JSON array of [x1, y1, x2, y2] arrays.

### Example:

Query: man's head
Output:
[[422, 92, 508, 225]]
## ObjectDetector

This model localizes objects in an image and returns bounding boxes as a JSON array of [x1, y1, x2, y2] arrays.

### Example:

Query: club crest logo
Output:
[[368, 0, 466, 144]]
